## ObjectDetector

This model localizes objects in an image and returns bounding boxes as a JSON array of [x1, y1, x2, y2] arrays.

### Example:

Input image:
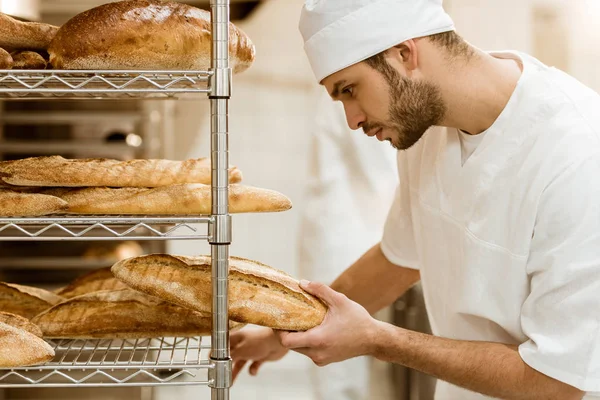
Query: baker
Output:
[[230, 0, 600, 398]]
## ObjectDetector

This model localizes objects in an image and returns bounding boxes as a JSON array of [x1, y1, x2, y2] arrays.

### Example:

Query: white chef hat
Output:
[[299, 0, 455, 82]]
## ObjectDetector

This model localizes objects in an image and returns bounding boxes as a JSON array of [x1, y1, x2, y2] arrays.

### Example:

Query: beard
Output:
[[363, 64, 446, 150]]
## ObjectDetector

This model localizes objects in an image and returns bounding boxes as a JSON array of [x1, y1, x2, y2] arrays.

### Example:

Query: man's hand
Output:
[[275, 280, 379, 367], [230, 327, 289, 382]]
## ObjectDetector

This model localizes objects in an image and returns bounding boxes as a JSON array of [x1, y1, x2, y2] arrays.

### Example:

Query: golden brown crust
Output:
[[55, 268, 129, 299], [0, 283, 64, 319], [45, 184, 292, 215], [0, 12, 58, 51], [0, 188, 68, 217], [0, 321, 54, 367], [112, 255, 327, 331], [0, 156, 242, 187], [11, 50, 47, 69], [48, 0, 255, 72], [32, 289, 241, 339], [0, 311, 43, 337], [0, 48, 13, 69]]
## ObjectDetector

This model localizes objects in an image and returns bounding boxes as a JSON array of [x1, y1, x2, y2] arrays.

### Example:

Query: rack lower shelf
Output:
[[0, 337, 212, 388], [0, 216, 212, 241]]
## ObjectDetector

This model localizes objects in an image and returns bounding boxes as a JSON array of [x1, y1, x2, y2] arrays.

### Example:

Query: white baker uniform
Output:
[[297, 91, 398, 399], [381, 51, 600, 399]]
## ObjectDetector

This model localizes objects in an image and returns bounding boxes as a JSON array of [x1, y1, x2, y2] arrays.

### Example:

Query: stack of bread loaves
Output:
[[0, 155, 292, 216], [0, 0, 255, 71]]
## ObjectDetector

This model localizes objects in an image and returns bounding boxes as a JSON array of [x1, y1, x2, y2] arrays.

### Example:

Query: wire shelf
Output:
[[0, 70, 212, 99], [0, 216, 212, 241], [0, 337, 212, 387]]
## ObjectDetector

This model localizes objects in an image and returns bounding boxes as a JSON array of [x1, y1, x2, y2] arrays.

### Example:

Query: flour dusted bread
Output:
[[46, 184, 292, 215], [0, 188, 67, 216], [0, 283, 64, 319], [112, 255, 327, 331], [0, 321, 54, 367], [55, 268, 129, 299], [0, 48, 12, 69], [11, 50, 47, 69], [32, 289, 236, 339], [0, 156, 242, 187], [48, 0, 255, 73], [0, 12, 58, 51], [0, 311, 43, 338]]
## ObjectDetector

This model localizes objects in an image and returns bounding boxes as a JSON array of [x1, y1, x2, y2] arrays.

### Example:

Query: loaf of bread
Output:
[[55, 268, 129, 299], [0, 12, 58, 51], [46, 183, 292, 215], [0, 156, 242, 187], [0, 311, 43, 338], [112, 255, 327, 331], [0, 321, 54, 367], [0, 48, 13, 69], [48, 0, 255, 73], [32, 289, 240, 339], [0, 282, 64, 319], [0, 188, 68, 216], [11, 50, 47, 69]]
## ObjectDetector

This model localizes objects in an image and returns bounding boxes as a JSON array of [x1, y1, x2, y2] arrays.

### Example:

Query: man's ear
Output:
[[388, 39, 418, 73]]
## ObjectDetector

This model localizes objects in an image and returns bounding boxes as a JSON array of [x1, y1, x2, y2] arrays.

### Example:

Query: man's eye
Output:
[[342, 86, 353, 95]]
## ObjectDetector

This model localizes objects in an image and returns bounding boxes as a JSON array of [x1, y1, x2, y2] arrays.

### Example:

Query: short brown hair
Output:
[[364, 31, 473, 72]]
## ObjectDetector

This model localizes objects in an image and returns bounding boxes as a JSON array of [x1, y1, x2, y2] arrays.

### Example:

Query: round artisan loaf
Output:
[[48, 0, 255, 72]]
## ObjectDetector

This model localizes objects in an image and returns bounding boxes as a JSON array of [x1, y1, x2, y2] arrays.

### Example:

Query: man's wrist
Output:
[[367, 319, 404, 361]]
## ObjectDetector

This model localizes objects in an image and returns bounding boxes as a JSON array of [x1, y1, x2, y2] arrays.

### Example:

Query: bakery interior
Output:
[[0, 0, 597, 399]]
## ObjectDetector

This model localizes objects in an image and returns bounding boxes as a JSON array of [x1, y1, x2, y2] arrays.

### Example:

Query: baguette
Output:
[[112, 255, 327, 331], [0, 12, 58, 51], [11, 50, 47, 69], [0, 48, 12, 69], [32, 289, 240, 339], [46, 184, 292, 215], [0, 322, 54, 367], [55, 267, 129, 299], [0, 156, 242, 187], [0, 283, 64, 319], [48, 0, 255, 73], [0, 188, 68, 216], [0, 311, 43, 338]]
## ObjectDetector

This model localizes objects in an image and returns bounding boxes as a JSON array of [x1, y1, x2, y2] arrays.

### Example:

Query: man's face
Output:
[[322, 55, 446, 150]]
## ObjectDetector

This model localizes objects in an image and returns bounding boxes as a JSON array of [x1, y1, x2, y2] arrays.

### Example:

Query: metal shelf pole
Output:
[[209, 0, 232, 399]]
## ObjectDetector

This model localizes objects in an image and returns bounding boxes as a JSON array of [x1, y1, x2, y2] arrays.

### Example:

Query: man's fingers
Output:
[[249, 361, 263, 376], [299, 280, 345, 307], [232, 360, 247, 383], [230, 331, 245, 348], [276, 330, 313, 349]]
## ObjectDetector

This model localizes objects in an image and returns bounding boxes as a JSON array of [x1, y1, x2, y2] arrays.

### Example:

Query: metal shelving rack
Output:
[[0, 0, 234, 398]]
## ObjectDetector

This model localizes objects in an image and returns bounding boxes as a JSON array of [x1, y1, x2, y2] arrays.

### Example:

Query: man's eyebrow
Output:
[[329, 80, 347, 99]]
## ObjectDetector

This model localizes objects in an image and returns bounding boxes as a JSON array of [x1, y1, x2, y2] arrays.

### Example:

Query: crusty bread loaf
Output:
[[0, 321, 54, 367], [46, 184, 292, 215], [48, 0, 255, 72], [112, 255, 327, 331], [56, 267, 129, 299], [0, 48, 13, 69], [0, 311, 43, 338], [32, 289, 240, 339], [0, 188, 68, 216], [0, 12, 58, 51], [11, 50, 47, 69], [0, 283, 64, 319], [0, 156, 242, 187]]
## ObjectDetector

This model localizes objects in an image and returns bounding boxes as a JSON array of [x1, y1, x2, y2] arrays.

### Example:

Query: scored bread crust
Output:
[[0, 189, 67, 216], [112, 255, 327, 331], [0, 12, 58, 51], [56, 268, 129, 299], [48, 0, 255, 72], [44, 184, 292, 215], [0, 156, 242, 187], [0, 283, 64, 319], [0, 322, 54, 367], [31, 289, 237, 339], [0, 311, 43, 338]]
